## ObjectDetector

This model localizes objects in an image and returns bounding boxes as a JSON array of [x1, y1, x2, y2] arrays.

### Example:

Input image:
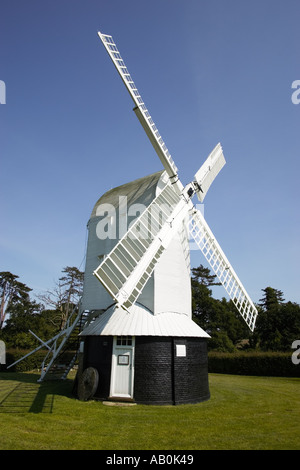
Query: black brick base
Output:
[[82, 335, 210, 405], [134, 336, 210, 405]]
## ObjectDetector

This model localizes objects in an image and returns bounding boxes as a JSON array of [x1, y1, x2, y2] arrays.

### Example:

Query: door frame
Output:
[[110, 336, 135, 399]]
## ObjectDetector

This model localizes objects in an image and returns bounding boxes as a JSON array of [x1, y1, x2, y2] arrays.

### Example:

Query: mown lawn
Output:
[[0, 371, 299, 450]]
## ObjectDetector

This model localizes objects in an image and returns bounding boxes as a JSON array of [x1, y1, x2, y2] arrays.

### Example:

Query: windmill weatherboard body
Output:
[[77, 32, 258, 404]]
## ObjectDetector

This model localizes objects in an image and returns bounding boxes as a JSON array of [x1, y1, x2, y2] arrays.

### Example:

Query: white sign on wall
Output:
[[176, 344, 186, 357]]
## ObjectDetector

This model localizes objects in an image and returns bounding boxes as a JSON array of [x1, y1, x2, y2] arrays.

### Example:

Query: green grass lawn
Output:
[[0, 371, 299, 450]]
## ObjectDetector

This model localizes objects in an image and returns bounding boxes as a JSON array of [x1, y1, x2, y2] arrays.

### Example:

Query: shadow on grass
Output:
[[0, 371, 75, 414]]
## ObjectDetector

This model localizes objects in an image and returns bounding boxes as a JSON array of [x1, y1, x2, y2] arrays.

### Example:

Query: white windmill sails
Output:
[[95, 32, 258, 332]]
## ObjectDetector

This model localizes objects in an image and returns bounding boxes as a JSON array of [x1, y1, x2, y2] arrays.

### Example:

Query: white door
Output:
[[110, 336, 135, 398]]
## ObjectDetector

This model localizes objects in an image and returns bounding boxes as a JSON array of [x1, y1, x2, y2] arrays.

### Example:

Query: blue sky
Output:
[[1, 0, 299, 306]]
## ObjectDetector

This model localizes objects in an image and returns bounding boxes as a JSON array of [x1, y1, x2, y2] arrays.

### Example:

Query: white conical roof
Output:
[[80, 303, 210, 338]]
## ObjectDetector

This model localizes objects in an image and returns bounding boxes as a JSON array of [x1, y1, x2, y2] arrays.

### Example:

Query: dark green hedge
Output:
[[2, 349, 300, 378], [0, 349, 76, 373], [208, 351, 300, 377]]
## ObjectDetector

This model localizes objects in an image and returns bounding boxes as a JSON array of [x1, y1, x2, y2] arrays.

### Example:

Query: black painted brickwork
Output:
[[134, 336, 210, 405], [134, 337, 173, 405], [83, 336, 113, 400], [173, 338, 210, 405]]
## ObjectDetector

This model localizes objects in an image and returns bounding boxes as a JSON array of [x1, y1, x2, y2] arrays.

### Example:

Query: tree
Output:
[[0, 272, 31, 329], [59, 267, 84, 328], [1, 297, 61, 350], [191, 265, 222, 287], [191, 265, 221, 330], [37, 266, 84, 330], [279, 302, 300, 351], [254, 287, 300, 351], [1, 297, 43, 349], [191, 265, 250, 351], [259, 287, 284, 311]]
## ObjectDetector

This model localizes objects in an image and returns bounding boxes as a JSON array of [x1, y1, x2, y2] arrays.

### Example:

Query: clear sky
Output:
[[1, 0, 299, 306]]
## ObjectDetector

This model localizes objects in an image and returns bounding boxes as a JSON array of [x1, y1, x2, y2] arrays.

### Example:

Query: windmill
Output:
[[9, 31, 257, 401], [76, 32, 258, 405]]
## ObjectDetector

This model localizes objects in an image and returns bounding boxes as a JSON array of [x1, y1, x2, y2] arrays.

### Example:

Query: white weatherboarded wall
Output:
[[81, 171, 192, 319]]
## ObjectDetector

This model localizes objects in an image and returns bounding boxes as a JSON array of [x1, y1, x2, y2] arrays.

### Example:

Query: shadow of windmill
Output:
[[0, 373, 74, 414]]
